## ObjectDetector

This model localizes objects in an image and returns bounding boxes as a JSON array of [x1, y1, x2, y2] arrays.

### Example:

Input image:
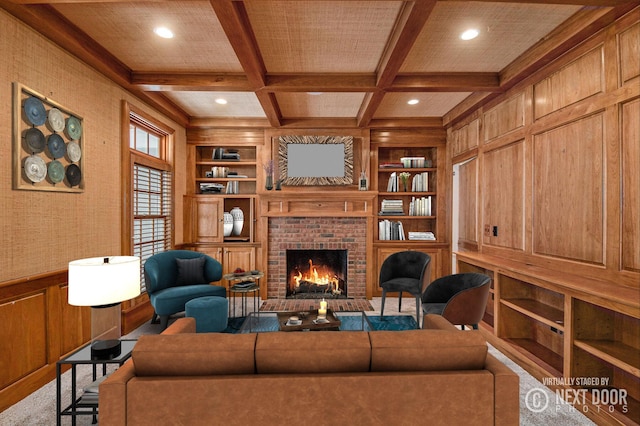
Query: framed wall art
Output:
[[278, 135, 354, 186], [13, 82, 84, 192]]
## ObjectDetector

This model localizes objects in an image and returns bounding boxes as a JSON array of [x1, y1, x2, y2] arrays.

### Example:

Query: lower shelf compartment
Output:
[[505, 338, 563, 376]]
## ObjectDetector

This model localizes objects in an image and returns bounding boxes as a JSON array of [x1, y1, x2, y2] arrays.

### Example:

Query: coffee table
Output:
[[239, 310, 372, 333]]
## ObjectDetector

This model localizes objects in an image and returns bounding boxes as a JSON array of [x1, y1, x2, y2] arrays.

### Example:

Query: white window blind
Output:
[[132, 163, 172, 292]]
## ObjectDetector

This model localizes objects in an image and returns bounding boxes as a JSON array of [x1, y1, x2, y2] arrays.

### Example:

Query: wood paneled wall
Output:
[[449, 9, 639, 288]]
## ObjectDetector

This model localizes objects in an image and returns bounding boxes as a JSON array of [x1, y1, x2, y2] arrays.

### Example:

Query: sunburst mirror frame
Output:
[[278, 135, 354, 186]]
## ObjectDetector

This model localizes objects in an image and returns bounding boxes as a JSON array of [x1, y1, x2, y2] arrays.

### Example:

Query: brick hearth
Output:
[[267, 217, 368, 299]]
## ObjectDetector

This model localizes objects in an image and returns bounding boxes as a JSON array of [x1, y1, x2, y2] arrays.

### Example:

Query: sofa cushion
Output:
[[133, 333, 257, 376], [255, 331, 371, 374], [175, 257, 207, 285], [369, 329, 487, 372]]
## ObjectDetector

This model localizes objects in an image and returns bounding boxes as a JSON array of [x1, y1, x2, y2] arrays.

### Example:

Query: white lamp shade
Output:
[[68, 256, 141, 306]]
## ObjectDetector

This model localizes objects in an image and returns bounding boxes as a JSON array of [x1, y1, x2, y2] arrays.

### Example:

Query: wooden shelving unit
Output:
[[456, 251, 640, 425], [183, 132, 264, 277], [369, 133, 449, 297]]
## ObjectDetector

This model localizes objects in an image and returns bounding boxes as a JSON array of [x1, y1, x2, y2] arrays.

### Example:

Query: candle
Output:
[[318, 298, 327, 318]]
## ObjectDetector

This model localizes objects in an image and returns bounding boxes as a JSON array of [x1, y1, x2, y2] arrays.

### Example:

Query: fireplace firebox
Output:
[[286, 249, 348, 299]]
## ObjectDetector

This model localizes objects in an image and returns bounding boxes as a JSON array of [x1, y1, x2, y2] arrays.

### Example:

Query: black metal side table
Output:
[[56, 339, 137, 426], [223, 271, 263, 317]]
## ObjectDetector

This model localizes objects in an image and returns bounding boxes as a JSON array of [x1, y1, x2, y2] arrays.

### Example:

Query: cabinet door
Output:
[[223, 246, 256, 275], [194, 198, 223, 243]]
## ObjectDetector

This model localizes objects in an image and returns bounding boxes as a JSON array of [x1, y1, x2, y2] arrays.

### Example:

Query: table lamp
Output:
[[68, 256, 141, 360]]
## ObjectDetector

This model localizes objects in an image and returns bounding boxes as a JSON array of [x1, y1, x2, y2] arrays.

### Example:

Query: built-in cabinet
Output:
[[181, 130, 264, 276], [369, 129, 449, 297], [456, 252, 640, 426]]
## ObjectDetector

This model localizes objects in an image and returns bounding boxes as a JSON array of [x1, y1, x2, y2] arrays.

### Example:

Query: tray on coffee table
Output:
[[277, 309, 341, 331]]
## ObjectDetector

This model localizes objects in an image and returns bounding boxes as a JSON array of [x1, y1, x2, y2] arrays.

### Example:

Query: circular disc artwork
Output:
[[25, 127, 46, 153], [48, 160, 65, 183], [48, 108, 65, 132], [66, 163, 82, 187], [66, 141, 82, 163], [66, 116, 82, 140], [24, 155, 47, 183], [47, 133, 66, 159], [24, 97, 47, 126]]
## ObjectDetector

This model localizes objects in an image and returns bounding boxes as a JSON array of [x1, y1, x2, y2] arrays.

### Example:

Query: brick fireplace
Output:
[[260, 191, 376, 300], [267, 217, 367, 299]]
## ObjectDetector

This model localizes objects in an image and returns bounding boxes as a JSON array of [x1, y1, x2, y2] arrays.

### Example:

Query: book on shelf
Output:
[[386, 172, 397, 192], [408, 196, 431, 216], [225, 181, 239, 194], [378, 219, 405, 241], [379, 162, 404, 168], [380, 199, 404, 215], [408, 231, 436, 241], [411, 172, 429, 192]]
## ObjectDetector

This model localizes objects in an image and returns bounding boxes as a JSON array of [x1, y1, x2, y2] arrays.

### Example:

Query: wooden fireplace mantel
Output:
[[260, 191, 376, 218]]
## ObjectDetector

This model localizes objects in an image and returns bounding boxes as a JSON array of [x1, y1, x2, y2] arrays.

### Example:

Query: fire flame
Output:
[[293, 259, 340, 292]]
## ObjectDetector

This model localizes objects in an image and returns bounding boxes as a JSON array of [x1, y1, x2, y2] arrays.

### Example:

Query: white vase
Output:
[[230, 207, 244, 236], [223, 212, 233, 237]]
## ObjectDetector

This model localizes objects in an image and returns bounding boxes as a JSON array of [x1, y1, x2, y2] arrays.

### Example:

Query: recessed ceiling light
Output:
[[154, 27, 174, 39], [460, 29, 479, 41], [307, 92, 323, 96], [407, 99, 419, 105], [215, 98, 228, 105]]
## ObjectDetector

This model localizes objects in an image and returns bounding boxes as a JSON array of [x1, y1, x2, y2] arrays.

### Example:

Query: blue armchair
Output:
[[144, 250, 226, 329]]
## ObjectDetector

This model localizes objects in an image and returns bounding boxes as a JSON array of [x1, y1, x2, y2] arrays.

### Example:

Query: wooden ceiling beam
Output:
[[369, 117, 444, 129], [209, 0, 281, 126], [131, 73, 251, 91], [357, 0, 438, 127], [265, 74, 377, 92], [391, 73, 501, 92], [375, 0, 438, 89], [356, 91, 385, 128]]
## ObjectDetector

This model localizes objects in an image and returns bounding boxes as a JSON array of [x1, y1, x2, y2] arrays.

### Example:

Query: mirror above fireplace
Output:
[[278, 135, 354, 186]]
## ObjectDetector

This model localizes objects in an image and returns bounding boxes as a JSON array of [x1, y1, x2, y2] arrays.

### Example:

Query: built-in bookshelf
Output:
[[375, 146, 438, 242]]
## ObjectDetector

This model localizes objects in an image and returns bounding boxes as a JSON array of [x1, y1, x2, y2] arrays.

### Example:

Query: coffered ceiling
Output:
[[2, 1, 633, 128]]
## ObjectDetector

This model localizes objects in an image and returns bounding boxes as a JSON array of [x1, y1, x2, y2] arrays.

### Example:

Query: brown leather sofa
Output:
[[100, 315, 519, 425]]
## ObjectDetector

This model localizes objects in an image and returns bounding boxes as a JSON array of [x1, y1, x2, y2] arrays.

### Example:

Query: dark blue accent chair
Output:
[[144, 250, 225, 330]]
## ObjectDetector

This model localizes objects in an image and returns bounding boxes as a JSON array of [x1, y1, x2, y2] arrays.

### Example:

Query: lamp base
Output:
[[91, 339, 122, 360]]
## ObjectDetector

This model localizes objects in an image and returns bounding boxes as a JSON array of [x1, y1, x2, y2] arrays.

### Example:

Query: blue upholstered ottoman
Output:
[[185, 296, 229, 333]]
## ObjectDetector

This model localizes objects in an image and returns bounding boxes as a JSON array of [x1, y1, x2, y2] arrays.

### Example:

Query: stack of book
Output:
[[408, 231, 436, 241], [379, 219, 405, 240], [379, 199, 404, 215], [411, 172, 429, 192], [409, 196, 432, 216], [400, 156, 426, 168]]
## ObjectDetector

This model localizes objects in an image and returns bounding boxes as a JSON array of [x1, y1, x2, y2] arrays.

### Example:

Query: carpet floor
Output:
[[0, 298, 595, 425]]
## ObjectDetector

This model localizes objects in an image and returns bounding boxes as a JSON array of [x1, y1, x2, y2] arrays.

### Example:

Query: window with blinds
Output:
[[127, 109, 174, 294], [132, 163, 172, 292]]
